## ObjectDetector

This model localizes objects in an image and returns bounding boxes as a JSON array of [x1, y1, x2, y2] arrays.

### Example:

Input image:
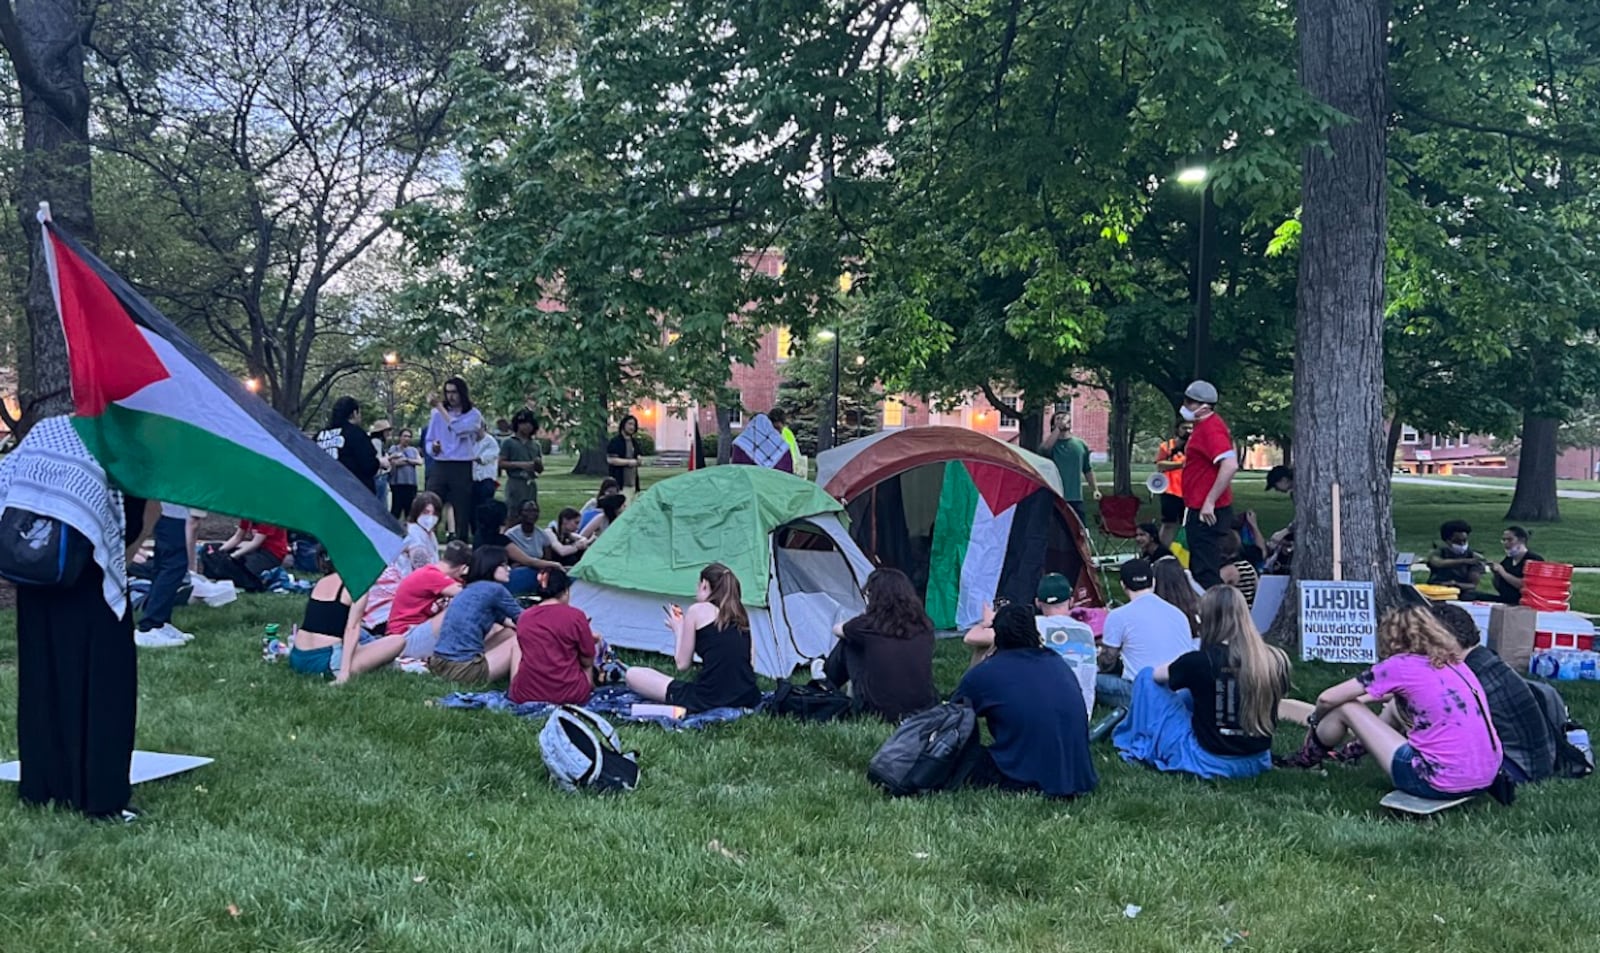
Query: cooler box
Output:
[[1533, 612, 1596, 651]]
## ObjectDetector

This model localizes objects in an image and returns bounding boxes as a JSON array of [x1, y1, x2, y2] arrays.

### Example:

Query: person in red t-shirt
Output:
[[1178, 380, 1239, 589], [509, 568, 601, 705], [216, 519, 290, 579], [386, 541, 471, 658]]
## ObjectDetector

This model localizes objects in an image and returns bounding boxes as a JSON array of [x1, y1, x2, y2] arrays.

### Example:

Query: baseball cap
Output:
[[1119, 558, 1155, 591], [1036, 573, 1073, 605], [1183, 380, 1218, 404]]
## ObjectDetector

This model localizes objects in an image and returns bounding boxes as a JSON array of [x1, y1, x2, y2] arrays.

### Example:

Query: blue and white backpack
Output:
[[539, 706, 640, 792]]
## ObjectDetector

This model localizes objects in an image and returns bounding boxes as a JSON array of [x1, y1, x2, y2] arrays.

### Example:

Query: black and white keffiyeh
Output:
[[0, 416, 128, 615]]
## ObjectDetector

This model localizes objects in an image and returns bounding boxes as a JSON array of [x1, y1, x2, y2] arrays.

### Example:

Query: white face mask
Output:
[[1449, 542, 1470, 555], [417, 514, 439, 532], [1179, 406, 1198, 422]]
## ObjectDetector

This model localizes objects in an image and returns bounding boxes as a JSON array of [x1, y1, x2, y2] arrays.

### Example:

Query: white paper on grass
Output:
[[0, 750, 212, 785]]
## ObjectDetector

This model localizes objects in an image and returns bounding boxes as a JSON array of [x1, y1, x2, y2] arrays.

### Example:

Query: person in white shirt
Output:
[[1097, 558, 1196, 709], [470, 429, 502, 544]]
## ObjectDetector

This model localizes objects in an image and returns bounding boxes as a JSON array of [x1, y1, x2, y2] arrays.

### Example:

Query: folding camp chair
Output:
[[1091, 495, 1143, 595]]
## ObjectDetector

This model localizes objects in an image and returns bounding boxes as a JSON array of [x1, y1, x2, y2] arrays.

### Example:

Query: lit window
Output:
[[666, 331, 681, 345], [776, 326, 792, 362], [882, 399, 904, 428], [998, 396, 1020, 428]]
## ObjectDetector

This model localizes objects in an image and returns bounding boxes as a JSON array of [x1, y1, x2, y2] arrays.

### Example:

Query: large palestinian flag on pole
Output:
[[41, 216, 404, 594], [926, 460, 1060, 629]]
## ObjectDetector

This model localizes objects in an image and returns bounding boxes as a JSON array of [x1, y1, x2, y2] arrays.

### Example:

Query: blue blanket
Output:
[[1112, 668, 1271, 780], [434, 684, 766, 731]]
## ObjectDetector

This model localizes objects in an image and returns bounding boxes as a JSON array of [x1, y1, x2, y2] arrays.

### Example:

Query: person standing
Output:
[[387, 428, 423, 520], [1179, 380, 1238, 589], [500, 409, 544, 516], [425, 377, 484, 542], [471, 428, 502, 540], [769, 407, 806, 478], [369, 419, 393, 510], [1040, 410, 1100, 523], [135, 503, 195, 648], [1154, 418, 1192, 546], [315, 396, 380, 492], [606, 414, 643, 498], [2, 417, 152, 821]]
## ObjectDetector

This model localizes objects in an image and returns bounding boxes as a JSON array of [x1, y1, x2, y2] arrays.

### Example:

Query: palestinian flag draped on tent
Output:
[[926, 460, 1063, 629], [40, 216, 404, 594]]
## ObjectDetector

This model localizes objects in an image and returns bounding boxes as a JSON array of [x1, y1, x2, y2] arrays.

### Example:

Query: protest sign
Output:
[[1299, 580, 1377, 663]]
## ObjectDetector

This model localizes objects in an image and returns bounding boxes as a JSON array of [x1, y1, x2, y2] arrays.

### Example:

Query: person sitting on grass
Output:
[[1282, 605, 1503, 800], [509, 568, 602, 705], [383, 540, 472, 659], [505, 500, 565, 593], [1152, 556, 1202, 638], [1486, 526, 1544, 605], [1433, 602, 1554, 784], [549, 507, 589, 567], [963, 574, 1097, 718], [824, 567, 938, 721], [289, 548, 407, 683], [1425, 519, 1488, 593], [1097, 559, 1196, 709], [426, 545, 524, 686], [1135, 522, 1175, 563], [580, 493, 627, 542], [955, 604, 1098, 799], [625, 562, 762, 713], [579, 477, 620, 529], [1113, 587, 1290, 779], [1218, 531, 1260, 607], [361, 489, 440, 634]]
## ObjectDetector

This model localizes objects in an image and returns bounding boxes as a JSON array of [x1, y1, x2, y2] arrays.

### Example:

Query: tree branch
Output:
[[0, 0, 82, 117]]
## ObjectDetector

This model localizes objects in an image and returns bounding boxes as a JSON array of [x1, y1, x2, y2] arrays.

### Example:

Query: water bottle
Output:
[[1559, 651, 1583, 681], [1532, 651, 1559, 679], [1582, 652, 1599, 682]]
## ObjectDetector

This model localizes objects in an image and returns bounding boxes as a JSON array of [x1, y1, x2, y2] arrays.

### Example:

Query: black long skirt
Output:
[[15, 565, 137, 817]]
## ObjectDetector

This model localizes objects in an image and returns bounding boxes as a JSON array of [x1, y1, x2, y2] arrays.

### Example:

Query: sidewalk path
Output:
[[1392, 476, 1600, 500]]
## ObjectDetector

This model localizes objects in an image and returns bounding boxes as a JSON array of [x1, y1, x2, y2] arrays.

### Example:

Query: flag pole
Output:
[[36, 201, 52, 224]]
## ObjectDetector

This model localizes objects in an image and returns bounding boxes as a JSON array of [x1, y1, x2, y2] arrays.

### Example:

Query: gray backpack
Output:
[[539, 706, 640, 792], [867, 701, 980, 796]]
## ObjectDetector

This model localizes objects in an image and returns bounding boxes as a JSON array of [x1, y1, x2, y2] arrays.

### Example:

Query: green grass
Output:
[[4, 595, 1600, 952], [3, 470, 1599, 951]]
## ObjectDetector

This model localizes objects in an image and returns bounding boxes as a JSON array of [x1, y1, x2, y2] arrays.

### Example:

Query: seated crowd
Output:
[[268, 467, 1559, 807]]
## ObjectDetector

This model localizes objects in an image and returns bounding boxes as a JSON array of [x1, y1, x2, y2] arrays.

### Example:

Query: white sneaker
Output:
[[158, 622, 195, 644], [135, 627, 186, 648]]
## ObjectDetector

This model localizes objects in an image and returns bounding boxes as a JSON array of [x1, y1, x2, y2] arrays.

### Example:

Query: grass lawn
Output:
[[3, 463, 1597, 951], [4, 596, 1600, 952]]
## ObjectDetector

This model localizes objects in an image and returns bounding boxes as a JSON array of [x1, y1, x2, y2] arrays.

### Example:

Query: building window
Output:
[[1401, 426, 1419, 445], [665, 330, 681, 345], [776, 326, 792, 362], [1431, 435, 1440, 449], [1459, 433, 1469, 448], [1443, 435, 1455, 448], [997, 396, 1020, 428], [727, 407, 744, 428], [882, 398, 904, 428]]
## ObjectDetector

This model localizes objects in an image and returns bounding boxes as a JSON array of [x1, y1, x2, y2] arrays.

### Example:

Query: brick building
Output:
[[1395, 425, 1599, 480]]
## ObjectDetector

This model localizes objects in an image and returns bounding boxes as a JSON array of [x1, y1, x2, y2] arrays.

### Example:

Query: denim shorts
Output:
[[1390, 743, 1459, 800], [289, 644, 343, 678]]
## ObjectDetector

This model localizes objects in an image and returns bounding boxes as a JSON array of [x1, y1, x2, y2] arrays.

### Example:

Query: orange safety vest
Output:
[[1156, 439, 1186, 497]]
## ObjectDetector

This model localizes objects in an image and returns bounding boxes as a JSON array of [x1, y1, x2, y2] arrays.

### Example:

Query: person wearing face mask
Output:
[[1425, 520, 1488, 593], [1486, 526, 1543, 604], [1177, 380, 1238, 589]]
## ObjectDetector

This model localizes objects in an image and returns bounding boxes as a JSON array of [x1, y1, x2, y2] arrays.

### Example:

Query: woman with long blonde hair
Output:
[[625, 563, 761, 712], [1113, 586, 1290, 779], [1282, 605, 1503, 800]]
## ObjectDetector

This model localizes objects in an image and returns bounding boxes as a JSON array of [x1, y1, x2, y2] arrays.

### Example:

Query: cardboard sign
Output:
[[1299, 581, 1377, 663]]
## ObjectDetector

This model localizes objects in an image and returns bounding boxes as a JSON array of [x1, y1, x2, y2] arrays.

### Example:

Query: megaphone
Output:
[[1146, 472, 1170, 495]]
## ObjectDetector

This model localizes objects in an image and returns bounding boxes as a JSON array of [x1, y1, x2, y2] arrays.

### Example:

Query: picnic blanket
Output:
[[434, 684, 767, 731], [730, 414, 793, 471]]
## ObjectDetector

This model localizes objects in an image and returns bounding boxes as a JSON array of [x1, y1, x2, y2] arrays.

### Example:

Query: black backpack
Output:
[[0, 507, 92, 588], [867, 701, 980, 796], [767, 680, 853, 723], [1525, 680, 1594, 780]]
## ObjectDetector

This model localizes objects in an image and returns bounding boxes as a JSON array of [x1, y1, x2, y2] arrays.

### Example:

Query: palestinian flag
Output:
[[688, 419, 706, 471], [926, 460, 1058, 629], [42, 220, 404, 594]]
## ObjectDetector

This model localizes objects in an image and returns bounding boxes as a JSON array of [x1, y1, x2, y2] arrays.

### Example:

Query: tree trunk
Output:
[[1280, 436, 1293, 467], [1506, 413, 1561, 522], [5, 0, 96, 425], [715, 406, 733, 465], [1109, 376, 1134, 495], [1384, 415, 1404, 471], [1270, 0, 1398, 647], [1017, 406, 1045, 454]]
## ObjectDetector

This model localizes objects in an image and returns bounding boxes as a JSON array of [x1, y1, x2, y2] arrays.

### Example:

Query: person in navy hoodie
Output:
[[955, 604, 1098, 798]]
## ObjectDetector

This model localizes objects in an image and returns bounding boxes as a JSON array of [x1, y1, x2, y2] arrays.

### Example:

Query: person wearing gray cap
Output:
[[1178, 380, 1238, 589]]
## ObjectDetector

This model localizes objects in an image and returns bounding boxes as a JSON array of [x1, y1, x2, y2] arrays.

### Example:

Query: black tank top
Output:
[[680, 620, 760, 712], [302, 586, 350, 635]]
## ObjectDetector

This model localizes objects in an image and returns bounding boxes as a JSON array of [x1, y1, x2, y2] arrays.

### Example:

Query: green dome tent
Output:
[[571, 467, 874, 676]]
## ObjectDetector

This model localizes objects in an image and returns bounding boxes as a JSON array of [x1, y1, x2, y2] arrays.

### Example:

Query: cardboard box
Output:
[[1488, 604, 1538, 673]]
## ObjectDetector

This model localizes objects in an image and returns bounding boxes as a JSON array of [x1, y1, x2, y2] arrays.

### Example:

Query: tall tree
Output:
[[1, 0, 95, 423], [1276, 0, 1397, 643]]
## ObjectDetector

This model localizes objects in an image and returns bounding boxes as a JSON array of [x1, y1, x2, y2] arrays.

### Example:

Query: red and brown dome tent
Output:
[[815, 427, 1103, 629]]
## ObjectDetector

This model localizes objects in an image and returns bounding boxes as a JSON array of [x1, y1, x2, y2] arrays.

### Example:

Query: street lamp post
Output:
[[1177, 165, 1212, 380], [817, 329, 839, 453], [382, 352, 400, 423]]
